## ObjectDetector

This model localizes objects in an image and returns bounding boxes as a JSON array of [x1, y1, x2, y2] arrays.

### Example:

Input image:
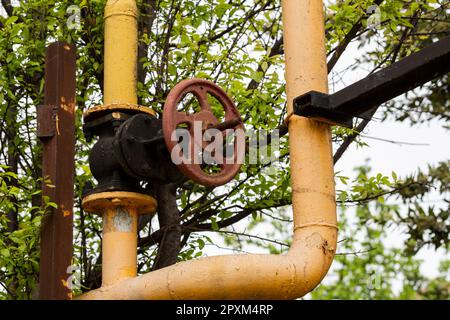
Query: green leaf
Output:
[[392, 171, 398, 181], [5, 16, 18, 26], [1, 249, 10, 258], [198, 239, 205, 250], [46, 202, 58, 209], [211, 219, 219, 231], [261, 61, 268, 72]]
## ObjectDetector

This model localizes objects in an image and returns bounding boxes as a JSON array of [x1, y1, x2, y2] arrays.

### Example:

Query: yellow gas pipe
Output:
[[104, 0, 138, 105], [81, 0, 158, 287], [79, 0, 337, 299]]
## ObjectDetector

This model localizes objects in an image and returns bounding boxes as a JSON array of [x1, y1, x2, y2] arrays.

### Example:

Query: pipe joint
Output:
[[104, 0, 138, 20]]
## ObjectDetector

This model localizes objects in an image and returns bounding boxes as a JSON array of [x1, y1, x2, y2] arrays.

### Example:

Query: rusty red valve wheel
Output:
[[163, 79, 244, 187]]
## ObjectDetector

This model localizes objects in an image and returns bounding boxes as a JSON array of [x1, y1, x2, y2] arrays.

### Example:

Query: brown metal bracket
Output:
[[37, 105, 58, 139]]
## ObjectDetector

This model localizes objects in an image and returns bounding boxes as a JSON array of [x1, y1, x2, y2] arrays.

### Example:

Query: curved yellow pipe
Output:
[[79, 0, 336, 300], [80, 230, 335, 299]]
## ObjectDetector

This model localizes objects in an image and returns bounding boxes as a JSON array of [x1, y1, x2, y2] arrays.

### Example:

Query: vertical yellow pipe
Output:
[[84, 0, 157, 287], [82, 192, 157, 286], [104, 0, 138, 105], [97, 0, 142, 286], [281, 0, 337, 293], [102, 205, 138, 286], [282, 0, 336, 248]]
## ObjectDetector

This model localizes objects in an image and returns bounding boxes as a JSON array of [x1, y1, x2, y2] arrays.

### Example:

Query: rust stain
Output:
[[61, 279, 69, 288], [60, 102, 75, 113], [321, 239, 335, 256], [305, 232, 335, 255]]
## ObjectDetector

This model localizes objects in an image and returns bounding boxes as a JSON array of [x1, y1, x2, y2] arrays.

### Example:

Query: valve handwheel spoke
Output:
[[191, 86, 212, 112], [173, 111, 191, 125], [163, 78, 244, 187]]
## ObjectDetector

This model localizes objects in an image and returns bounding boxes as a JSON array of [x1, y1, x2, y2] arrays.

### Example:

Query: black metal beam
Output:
[[294, 36, 450, 126]]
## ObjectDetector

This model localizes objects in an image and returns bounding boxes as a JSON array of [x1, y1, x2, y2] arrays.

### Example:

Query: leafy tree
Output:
[[0, 0, 448, 299]]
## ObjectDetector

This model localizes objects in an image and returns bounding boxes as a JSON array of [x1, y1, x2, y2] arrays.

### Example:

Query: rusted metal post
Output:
[[37, 42, 76, 300]]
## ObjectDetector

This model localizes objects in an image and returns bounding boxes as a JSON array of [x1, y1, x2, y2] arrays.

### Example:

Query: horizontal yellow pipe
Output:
[[79, 0, 336, 300]]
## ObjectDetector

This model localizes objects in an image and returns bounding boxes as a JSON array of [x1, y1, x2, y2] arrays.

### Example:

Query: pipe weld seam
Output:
[[166, 265, 179, 300], [294, 222, 338, 231], [105, 12, 138, 19], [292, 187, 335, 202]]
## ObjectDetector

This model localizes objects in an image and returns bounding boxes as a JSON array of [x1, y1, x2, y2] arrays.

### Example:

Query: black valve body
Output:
[[83, 112, 182, 196]]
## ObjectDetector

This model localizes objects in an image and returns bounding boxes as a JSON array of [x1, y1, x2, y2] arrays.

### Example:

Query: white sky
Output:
[[333, 39, 449, 280]]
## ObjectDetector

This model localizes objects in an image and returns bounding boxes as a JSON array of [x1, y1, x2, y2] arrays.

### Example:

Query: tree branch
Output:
[[152, 183, 182, 270], [327, 0, 385, 73], [185, 226, 289, 248], [1, 0, 14, 17]]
